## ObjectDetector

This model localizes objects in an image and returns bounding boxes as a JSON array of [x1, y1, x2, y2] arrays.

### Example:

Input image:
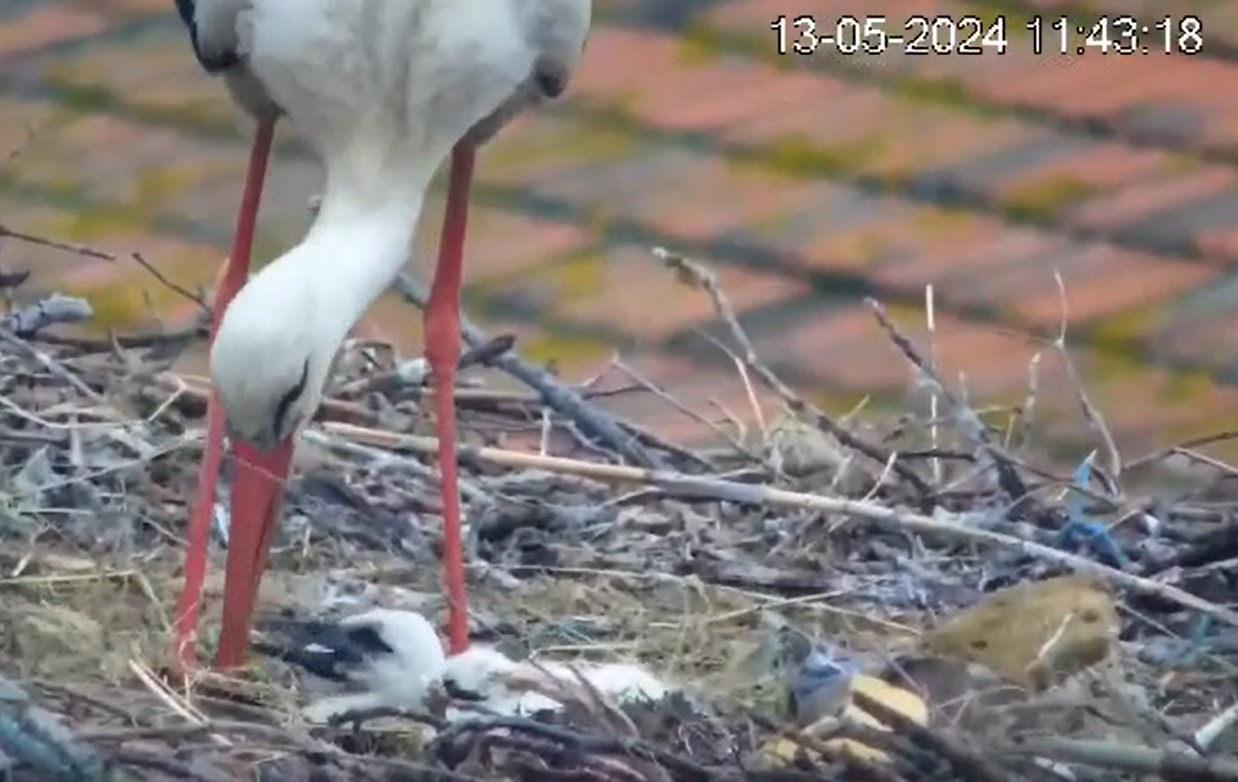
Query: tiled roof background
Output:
[[2, 0, 1237, 469]]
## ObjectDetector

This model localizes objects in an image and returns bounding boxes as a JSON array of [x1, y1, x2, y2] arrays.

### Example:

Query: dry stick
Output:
[[1176, 447, 1238, 479], [2, 223, 214, 354], [610, 355, 753, 463], [0, 327, 103, 403], [694, 328, 769, 441], [35, 327, 204, 353], [1052, 270, 1123, 481], [654, 248, 930, 496], [0, 224, 117, 262], [1197, 700, 1238, 753], [112, 749, 215, 781], [300, 428, 490, 505], [864, 299, 1127, 512], [2, 222, 208, 326], [1127, 430, 1238, 471], [925, 284, 942, 485], [392, 272, 660, 468], [438, 715, 720, 782], [1003, 736, 1238, 782], [864, 298, 1031, 499], [322, 420, 1238, 626], [130, 252, 208, 311]]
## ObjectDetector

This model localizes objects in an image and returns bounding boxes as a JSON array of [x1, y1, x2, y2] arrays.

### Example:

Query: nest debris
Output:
[[0, 236, 1236, 780]]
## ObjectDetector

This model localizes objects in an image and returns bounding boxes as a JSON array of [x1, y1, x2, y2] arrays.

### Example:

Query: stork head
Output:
[[210, 258, 341, 451]]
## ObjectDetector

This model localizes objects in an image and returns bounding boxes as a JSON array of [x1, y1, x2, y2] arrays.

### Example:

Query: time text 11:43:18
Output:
[[771, 15, 1204, 57]]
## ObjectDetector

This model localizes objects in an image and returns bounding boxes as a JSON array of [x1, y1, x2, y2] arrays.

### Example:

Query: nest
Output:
[[0, 240, 1236, 781]]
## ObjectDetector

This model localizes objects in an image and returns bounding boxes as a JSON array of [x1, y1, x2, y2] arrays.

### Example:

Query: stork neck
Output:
[[298, 180, 426, 335]]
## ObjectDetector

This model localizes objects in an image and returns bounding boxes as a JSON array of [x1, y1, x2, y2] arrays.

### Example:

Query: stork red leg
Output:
[[173, 117, 277, 670], [215, 438, 295, 668], [426, 142, 475, 655]]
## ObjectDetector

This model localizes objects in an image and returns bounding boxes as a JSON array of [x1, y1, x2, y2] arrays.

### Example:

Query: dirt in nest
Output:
[[1, 264, 1237, 781]]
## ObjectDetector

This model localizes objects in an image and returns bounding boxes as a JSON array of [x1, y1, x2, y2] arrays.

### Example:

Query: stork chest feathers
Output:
[[235, 1, 579, 162], [179, 0, 589, 157]]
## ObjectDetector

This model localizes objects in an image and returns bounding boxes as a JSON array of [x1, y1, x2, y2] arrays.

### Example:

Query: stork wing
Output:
[[466, 0, 592, 144], [253, 615, 396, 683]]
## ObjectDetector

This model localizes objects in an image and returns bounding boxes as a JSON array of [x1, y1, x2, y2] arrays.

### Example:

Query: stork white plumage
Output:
[[171, 0, 591, 668]]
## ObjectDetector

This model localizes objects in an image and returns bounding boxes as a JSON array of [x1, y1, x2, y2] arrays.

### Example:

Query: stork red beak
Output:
[[215, 438, 295, 669]]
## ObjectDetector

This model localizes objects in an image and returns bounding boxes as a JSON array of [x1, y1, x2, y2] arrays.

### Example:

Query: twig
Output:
[[129, 252, 207, 311], [925, 284, 942, 485], [111, 748, 217, 781], [323, 706, 445, 730], [299, 428, 490, 504], [1127, 430, 1238, 471], [33, 326, 204, 352], [321, 420, 1238, 627], [0, 328, 102, 402], [610, 355, 752, 463], [1003, 735, 1238, 781], [1197, 700, 1238, 753], [655, 248, 930, 496], [694, 329, 769, 442], [436, 715, 719, 781], [1052, 270, 1122, 480], [392, 272, 660, 468], [0, 225, 117, 261], [125, 660, 229, 749], [693, 329, 774, 445], [1174, 447, 1238, 479], [865, 297, 1031, 501]]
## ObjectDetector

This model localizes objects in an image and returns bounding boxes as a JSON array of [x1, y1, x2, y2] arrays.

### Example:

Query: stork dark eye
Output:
[[273, 358, 310, 439]]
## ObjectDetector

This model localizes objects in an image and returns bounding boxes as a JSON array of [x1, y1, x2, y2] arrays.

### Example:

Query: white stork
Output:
[[171, 0, 280, 670], [170, 0, 592, 668]]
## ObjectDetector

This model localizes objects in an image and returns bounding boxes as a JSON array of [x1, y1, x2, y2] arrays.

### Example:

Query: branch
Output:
[[129, 252, 207, 311], [392, 272, 661, 468], [0, 224, 116, 261], [435, 714, 720, 781], [655, 248, 931, 496], [0, 326, 103, 402], [1003, 736, 1238, 782], [321, 420, 1238, 627]]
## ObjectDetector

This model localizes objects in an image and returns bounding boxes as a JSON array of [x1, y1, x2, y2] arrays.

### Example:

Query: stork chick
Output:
[[258, 609, 672, 723], [255, 608, 446, 723]]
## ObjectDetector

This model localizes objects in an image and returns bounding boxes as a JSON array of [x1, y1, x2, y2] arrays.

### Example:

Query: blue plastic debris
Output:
[[1056, 454, 1129, 570], [788, 646, 859, 725]]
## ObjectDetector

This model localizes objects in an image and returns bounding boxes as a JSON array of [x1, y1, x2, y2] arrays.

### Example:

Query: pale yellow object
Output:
[[762, 674, 927, 765], [921, 575, 1117, 690]]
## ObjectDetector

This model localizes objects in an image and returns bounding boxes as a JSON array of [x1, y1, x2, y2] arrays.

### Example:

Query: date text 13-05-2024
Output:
[[771, 14, 1204, 57]]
